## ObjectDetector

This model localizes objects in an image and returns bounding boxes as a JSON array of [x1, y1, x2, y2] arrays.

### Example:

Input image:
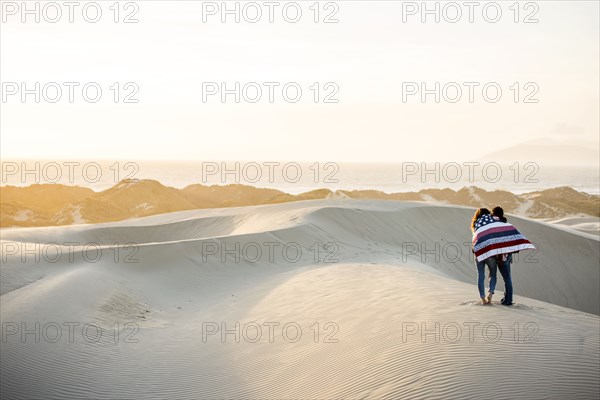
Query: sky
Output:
[[1, 0, 599, 162]]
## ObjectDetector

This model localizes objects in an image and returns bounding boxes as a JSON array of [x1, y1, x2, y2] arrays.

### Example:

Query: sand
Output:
[[1, 199, 598, 399], [546, 216, 600, 237]]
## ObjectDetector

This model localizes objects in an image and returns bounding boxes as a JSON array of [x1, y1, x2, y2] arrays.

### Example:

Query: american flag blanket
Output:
[[472, 214, 536, 262]]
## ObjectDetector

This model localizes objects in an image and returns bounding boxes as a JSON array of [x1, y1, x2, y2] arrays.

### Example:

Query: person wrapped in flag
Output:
[[491, 206, 515, 305], [471, 208, 536, 305]]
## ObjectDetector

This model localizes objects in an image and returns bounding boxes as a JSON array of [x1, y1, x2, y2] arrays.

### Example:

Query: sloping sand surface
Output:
[[546, 216, 600, 236], [1, 200, 598, 399]]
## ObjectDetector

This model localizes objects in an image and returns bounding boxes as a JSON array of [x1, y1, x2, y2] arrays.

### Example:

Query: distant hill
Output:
[[1, 180, 598, 227], [480, 139, 599, 166], [340, 186, 599, 219]]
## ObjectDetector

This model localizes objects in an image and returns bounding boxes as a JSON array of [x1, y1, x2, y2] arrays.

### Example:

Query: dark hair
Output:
[[492, 206, 507, 223], [471, 208, 490, 232]]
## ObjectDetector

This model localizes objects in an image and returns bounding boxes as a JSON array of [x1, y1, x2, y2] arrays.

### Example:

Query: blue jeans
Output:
[[498, 254, 513, 304], [476, 256, 497, 298]]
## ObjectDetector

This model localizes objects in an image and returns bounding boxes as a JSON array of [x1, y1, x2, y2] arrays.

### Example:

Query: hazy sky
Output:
[[1, 0, 599, 162]]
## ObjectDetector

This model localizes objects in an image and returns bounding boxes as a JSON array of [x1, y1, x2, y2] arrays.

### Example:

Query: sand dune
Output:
[[545, 216, 600, 237], [2, 181, 598, 228], [1, 200, 598, 399]]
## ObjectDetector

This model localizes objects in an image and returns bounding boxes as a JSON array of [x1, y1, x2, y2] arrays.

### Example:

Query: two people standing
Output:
[[471, 206, 534, 305]]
